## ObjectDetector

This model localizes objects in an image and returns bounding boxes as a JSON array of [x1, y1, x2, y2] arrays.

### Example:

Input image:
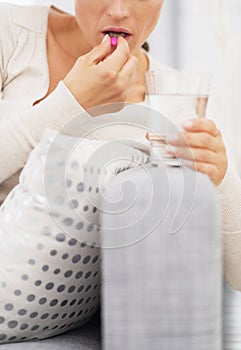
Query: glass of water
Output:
[[145, 71, 210, 166]]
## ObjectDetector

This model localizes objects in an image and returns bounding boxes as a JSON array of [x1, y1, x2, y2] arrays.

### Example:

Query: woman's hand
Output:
[[166, 118, 228, 186], [63, 36, 138, 110]]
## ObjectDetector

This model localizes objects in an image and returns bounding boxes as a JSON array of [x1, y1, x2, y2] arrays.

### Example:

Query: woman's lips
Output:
[[102, 33, 132, 42], [102, 29, 132, 42]]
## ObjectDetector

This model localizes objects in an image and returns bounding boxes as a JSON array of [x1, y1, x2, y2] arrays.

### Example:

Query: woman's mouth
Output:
[[102, 29, 132, 42]]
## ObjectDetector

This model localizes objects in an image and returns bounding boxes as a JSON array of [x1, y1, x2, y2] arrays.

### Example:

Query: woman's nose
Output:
[[107, 0, 130, 21]]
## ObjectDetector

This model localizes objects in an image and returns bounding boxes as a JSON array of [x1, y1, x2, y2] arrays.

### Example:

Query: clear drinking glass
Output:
[[145, 71, 210, 166]]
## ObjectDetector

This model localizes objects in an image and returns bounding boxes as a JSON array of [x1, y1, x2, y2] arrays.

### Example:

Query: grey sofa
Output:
[[1, 166, 223, 350]]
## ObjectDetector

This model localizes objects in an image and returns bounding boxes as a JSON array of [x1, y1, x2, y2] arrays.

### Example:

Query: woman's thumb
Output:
[[87, 35, 111, 64]]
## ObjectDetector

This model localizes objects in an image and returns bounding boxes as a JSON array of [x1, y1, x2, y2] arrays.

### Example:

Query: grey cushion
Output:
[[0, 310, 100, 350], [101, 166, 222, 350], [223, 280, 241, 350]]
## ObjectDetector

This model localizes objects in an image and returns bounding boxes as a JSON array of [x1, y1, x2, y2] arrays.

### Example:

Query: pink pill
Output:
[[110, 36, 118, 47]]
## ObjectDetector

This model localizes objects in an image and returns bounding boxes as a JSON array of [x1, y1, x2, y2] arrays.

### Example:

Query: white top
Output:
[[1, 3, 241, 290]]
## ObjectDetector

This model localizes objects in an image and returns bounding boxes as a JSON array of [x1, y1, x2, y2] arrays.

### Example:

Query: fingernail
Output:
[[167, 146, 177, 154], [167, 150, 175, 156], [101, 34, 109, 43], [183, 160, 194, 167], [182, 120, 193, 129]]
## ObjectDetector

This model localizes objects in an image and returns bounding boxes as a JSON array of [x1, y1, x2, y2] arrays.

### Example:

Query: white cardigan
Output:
[[1, 3, 241, 290]]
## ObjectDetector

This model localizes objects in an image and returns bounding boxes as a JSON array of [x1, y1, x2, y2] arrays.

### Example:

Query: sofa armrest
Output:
[[100, 166, 222, 350]]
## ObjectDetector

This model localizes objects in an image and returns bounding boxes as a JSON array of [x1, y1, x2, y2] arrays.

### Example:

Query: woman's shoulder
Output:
[[0, 3, 20, 60], [0, 3, 50, 78], [0, 2, 49, 34], [0, 3, 15, 28]]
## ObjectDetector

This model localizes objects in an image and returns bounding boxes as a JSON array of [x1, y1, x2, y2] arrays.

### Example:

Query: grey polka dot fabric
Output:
[[0, 129, 148, 343]]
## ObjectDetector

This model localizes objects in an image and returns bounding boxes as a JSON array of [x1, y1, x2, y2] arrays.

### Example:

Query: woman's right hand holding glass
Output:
[[63, 36, 138, 110]]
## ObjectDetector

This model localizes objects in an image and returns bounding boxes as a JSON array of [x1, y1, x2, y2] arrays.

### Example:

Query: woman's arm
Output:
[[217, 165, 241, 291], [0, 81, 84, 184], [0, 36, 137, 185]]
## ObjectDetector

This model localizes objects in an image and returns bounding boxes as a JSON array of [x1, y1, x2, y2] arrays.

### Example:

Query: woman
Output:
[[0, 0, 241, 343], [0, 0, 228, 196]]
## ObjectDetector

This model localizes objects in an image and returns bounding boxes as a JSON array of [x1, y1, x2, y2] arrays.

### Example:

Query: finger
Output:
[[86, 36, 112, 65], [103, 36, 130, 72], [182, 118, 220, 137], [167, 146, 217, 164], [146, 132, 166, 141], [184, 160, 220, 185], [118, 55, 138, 85], [166, 131, 218, 152]]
